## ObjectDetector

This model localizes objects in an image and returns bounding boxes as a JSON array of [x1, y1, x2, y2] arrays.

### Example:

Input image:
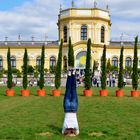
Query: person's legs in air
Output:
[[64, 72, 72, 112], [70, 70, 78, 113]]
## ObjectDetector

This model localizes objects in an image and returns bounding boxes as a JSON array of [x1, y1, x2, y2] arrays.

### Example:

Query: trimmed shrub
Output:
[[132, 36, 138, 90], [85, 39, 92, 90], [55, 39, 63, 89], [101, 45, 107, 90]]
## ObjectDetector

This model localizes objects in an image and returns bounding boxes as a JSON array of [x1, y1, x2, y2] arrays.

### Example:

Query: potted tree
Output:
[[21, 48, 30, 96], [84, 38, 92, 96], [131, 36, 139, 97], [116, 47, 124, 97], [100, 45, 108, 96], [52, 39, 63, 96], [6, 48, 14, 96], [37, 45, 46, 96]]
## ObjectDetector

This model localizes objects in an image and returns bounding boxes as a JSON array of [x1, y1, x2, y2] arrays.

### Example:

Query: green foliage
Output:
[[39, 45, 45, 89], [101, 45, 107, 90], [7, 48, 13, 89], [124, 66, 132, 77], [44, 68, 48, 73], [16, 71, 21, 78], [55, 39, 63, 89], [12, 69, 19, 74], [0, 71, 3, 78], [118, 47, 124, 89], [132, 36, 138, 90], [92, 60, 97, 77], [23, 48, 28, 89], [50, 66, 56, 74], [27, 65, 34, 74], [68, 37, 74, 67], [110, 66, 118, 72], [34, 71, 39, 78], [85, 38, 91, 90], [106, 59, 111, 73]]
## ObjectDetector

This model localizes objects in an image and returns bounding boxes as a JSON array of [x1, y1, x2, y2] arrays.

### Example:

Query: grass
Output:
[[0, 86, 140, 140]]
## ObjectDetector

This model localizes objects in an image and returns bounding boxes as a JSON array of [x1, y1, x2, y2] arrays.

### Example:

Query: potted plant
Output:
[[6, 48, 14, 96], [116, 46, 124, 97], [84, 38, 92, 96], [131, 36, 139, 97], [100, 45, 108, 96], [52, 39, 63, 96], [21, 48, 30, 96], [37, 45, 46, 96]]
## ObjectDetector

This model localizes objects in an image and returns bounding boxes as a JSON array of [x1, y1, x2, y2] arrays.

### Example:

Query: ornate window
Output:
[[112, 57, 118, 67], [0, 56, 3, 70], [76, 51, 87, 68], [101, 26, 105, 43], [11, 56, 16, 69], [50, 56, 56, 67], [125, 57, 132, 67], [64, 26, 67, 43], [81, 25, 87, 40]]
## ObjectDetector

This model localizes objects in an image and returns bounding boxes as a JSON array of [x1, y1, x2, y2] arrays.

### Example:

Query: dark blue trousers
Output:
[[63, 75, 78, 113]]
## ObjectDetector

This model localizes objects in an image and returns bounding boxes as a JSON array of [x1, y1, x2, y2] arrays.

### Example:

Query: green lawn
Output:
[[0, 86, 140, 140]]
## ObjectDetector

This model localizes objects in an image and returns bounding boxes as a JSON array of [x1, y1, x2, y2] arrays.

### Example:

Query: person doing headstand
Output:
[[62, 69, 79, 136]]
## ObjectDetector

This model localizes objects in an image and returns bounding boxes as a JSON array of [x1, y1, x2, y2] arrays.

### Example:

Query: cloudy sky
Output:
[[0, 0, 139, 41]]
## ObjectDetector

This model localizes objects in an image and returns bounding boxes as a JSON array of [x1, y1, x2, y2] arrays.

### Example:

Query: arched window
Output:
[[101, 26, 105, 43], [112, 57, 118, 67], [81, 25, 87, 40], [63, 56, 67, 71], [64, 26, 67, 43], [11, 56, 16, 69], [125, 57, 132, 67], [0, 56, 3, 70], [36, 56, 41, 68], [76, 51, 87, 68], [50, 56, 56, 67]]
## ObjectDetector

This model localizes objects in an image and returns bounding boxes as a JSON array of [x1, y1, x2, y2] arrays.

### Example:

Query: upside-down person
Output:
[[62, 69, 79, 136]]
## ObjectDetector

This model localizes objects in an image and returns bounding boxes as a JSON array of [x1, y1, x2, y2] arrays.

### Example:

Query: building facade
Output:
[[0, 7, 139, 73]]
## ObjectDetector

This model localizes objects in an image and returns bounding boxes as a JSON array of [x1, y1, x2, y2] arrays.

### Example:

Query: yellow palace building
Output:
[[0, 6, 139, 73]]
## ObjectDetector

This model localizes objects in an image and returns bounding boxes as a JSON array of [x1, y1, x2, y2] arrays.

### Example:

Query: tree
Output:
[[39, 45, 45, 89], [118, 47, 124, 89], [132, 36, 138, 90], [23, 48, 28, 89], [55, 39, 63, 89], [68, 37, 74, 67], [106, 58, 111, 73], [101, 45, 107, 90], [7, 48, 13, 89], [85, 39, 91, 90], [92, 60, 97, 77]]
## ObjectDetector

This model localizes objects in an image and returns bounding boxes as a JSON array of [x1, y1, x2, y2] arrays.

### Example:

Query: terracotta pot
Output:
[[21, 89, 30, 96], [131, 90, 139, 97], [37, 89, 46, 96], [52, 89, 61, 97], [6, 89, 14, 96], [100, 90, 108, 97], [83, 89, 92, 97], [116, 89, 124, 97]]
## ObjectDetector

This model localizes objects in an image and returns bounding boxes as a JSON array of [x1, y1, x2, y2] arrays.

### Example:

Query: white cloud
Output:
[[0, 0, 61, 41], [0, 0, 139, 41]]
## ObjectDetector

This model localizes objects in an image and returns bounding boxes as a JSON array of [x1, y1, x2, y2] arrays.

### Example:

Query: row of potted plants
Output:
[[6, 39, 64, 97], [5, 36, 139, 97], [83, 36, 139, 97]]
